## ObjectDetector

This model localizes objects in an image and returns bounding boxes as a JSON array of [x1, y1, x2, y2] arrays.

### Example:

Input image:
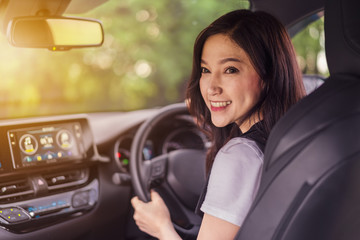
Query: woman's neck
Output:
[[238, 113, 262, 133]]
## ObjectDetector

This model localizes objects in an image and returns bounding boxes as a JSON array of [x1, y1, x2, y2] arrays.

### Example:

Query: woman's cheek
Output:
[[199, 77, 207, 101]]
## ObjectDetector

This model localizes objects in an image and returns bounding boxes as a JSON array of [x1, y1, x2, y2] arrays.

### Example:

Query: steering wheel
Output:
[[130, 102, 206, 238]]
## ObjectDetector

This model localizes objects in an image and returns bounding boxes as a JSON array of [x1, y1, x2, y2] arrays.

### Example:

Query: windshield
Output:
[[0, 0, 249, 119]]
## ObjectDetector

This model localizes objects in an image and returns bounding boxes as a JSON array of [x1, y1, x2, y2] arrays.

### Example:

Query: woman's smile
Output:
[[210, 101, 232, 111]]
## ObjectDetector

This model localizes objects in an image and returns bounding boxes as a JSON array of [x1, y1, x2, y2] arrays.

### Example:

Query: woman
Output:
[[131, 9, 305, 239]]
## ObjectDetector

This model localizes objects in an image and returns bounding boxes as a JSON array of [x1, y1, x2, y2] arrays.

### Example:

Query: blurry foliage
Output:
[[0, 0, 248, 118], [292, 16, 328, 76], [0, 0, 326, 118]]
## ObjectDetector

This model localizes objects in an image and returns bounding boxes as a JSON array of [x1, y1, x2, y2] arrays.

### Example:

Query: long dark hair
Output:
[[186, 10, 305, 174]]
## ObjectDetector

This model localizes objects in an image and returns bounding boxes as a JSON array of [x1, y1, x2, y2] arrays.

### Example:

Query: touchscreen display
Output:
[[8, 122, 84, 168]]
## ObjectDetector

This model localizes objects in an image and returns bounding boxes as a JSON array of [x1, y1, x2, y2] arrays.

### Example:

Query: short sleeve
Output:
[[200, 137, 263, 226]]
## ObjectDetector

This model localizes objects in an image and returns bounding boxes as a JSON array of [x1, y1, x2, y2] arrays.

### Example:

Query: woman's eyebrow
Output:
[[219, 57, 242, 64], [201, 57, 243, 65]]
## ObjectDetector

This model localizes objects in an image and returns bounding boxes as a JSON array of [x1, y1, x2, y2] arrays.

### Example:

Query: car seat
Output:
[[235, 0, 360, 239]]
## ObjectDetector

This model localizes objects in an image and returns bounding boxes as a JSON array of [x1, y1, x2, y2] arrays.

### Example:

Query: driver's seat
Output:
[[236, 0, 360, 239]]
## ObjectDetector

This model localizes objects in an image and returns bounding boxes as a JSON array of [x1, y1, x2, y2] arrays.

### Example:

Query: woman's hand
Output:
[[131, 190, 181, 240]]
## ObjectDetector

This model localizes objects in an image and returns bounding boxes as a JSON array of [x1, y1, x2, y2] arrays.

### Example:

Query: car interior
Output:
[[0, 0, 358, 239]]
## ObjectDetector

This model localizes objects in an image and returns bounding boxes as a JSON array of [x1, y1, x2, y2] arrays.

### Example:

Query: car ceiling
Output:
[[250, 0, 324, 26]]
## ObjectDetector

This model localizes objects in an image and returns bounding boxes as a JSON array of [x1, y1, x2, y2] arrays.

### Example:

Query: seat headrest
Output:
[[325, 0, 360, 76]]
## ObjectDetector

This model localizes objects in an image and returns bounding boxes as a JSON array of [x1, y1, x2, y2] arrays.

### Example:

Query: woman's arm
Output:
[[131, 191, 240, 240], [198, 213, 240, 240]]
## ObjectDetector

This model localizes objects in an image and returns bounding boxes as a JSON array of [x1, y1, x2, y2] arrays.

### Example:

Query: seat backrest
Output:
[[236, 0, 360, 239]]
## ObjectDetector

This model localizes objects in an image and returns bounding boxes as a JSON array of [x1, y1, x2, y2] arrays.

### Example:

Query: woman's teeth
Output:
[[210, 101, 231, 107]]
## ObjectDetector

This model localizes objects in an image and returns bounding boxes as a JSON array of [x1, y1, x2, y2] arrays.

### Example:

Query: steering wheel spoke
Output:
[[142, 154, 168, 188]]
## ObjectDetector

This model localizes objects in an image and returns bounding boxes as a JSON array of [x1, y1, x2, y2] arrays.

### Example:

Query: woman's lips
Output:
[[210, 101, 231, 111]]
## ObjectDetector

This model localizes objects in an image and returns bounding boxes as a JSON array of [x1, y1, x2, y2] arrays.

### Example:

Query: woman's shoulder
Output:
[[219, 137, 264, 162], [203, 137, 265, 226]]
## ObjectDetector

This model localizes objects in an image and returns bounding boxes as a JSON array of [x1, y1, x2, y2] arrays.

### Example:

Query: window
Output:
[[291, 12, 328, 77], [0, 0, 249, 118]]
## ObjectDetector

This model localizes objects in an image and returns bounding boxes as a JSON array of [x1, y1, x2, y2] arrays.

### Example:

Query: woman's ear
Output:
[[185, 98, 191, 109]]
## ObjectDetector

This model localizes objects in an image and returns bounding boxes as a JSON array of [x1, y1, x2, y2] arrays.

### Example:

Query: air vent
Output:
[[43, 168, 89, 191], [0, 178, 34, 203]]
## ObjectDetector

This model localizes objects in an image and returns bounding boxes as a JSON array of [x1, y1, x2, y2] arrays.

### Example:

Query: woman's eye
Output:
[[201, 67, 210, 73], [225, 67, 239, 74]]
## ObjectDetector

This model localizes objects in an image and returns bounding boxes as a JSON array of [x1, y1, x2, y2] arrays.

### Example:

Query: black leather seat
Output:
[[235, 0, 360, 239]]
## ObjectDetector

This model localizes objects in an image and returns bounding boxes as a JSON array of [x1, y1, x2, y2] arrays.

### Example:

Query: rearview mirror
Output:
[[7, 17, 104, 51]]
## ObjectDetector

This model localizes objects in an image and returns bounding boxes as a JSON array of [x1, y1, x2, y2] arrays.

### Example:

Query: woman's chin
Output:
[[211, 119, 230, 128]]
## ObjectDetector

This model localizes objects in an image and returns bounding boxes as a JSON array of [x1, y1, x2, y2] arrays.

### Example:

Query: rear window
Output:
[[292, 13, 328, 77]]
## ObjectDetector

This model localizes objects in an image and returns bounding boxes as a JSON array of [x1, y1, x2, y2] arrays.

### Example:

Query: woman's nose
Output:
[[207, 76, 222, 95]]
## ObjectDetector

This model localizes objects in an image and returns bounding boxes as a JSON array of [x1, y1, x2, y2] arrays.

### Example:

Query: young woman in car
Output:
[[131, 9, 305, 239]]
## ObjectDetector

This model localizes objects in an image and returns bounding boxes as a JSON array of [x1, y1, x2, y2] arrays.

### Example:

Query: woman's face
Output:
[[199, 34, 262, 132]]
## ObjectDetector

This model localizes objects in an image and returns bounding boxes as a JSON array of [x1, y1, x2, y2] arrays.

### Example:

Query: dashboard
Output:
[[0, 107, 207, 239], [0, 116, 99, 234]]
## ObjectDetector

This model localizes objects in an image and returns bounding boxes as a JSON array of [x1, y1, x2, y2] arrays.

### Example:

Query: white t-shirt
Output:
[[200, 137, 264, 226]]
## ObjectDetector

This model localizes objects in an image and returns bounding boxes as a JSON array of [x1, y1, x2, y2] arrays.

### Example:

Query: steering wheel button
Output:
[[152, 163, 164, 177]]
